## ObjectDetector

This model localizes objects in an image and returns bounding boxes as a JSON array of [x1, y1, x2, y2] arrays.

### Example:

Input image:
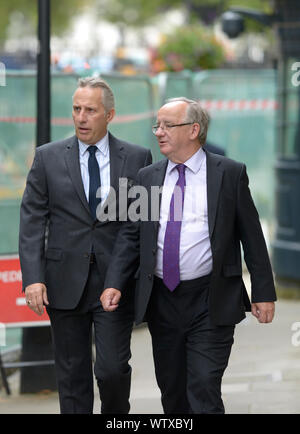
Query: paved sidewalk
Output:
[[0, 296, 299, 414]]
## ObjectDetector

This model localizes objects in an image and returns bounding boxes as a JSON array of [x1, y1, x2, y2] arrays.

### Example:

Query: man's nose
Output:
[[155, 126, 165, 136], [78, 110, 87, 123]]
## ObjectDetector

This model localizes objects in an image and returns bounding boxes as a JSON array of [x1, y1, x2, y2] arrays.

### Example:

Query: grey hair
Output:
[[77, 76, 115, 113], [166, 97, 210, 145]]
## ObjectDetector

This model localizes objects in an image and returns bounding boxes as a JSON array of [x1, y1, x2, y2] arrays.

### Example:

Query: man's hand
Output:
[[251, 302, 275, 323], [100, 288, 121, 312], [25, 283, 49, 316]]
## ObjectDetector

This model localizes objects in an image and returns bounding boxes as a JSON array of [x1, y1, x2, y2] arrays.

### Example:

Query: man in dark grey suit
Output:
[[19, 77, 152, 413], [102, 97, 276, 414]]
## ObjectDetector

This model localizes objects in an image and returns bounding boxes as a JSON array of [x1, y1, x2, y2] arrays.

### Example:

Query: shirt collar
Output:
[[167, 147, 205, 175], [78, 132, 109, 158]]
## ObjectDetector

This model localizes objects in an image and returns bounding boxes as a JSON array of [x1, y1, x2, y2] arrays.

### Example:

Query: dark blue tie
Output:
[[88, 146, 101, 220]]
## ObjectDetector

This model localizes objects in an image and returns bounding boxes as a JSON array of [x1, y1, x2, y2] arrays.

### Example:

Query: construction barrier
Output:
[[0, 69, 277, 333]]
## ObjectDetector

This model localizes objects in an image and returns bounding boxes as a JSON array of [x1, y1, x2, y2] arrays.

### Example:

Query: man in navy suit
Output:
[[19, 77, 152, 413], [102, 97, 276, 414]]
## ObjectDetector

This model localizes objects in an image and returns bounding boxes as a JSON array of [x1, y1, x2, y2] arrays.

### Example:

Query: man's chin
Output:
[[159, 145, 170, 157], [77, 132, 93, 144], [160, 150, 172, 160]]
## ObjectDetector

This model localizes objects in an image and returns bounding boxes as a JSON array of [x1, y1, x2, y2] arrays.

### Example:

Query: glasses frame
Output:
[[152, 122, 193, 134]]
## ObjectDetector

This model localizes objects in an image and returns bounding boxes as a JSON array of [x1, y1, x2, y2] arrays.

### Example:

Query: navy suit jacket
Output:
[[19, 133, 152, 309], [105, 150, 276, 326]]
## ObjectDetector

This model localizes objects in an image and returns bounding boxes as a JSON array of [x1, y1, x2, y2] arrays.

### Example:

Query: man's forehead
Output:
[[157, 101, 187, 118], [72, 87, 105, 110], [73, 86, 102, 100]]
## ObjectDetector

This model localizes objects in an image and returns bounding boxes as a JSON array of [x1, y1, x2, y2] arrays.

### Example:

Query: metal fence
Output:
[[0, 69, 277, 255]]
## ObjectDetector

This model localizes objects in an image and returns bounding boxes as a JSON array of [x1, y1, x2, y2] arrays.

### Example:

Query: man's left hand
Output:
[[251, 302, 275, 323], [100, 288, 121, 312]]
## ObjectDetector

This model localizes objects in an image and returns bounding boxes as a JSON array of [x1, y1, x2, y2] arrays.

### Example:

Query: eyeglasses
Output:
[[152, 122, 193, 134]]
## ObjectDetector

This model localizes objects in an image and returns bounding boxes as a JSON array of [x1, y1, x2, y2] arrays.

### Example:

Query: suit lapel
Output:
[[65, 133, 127, 220], [108, 132, 126, 192], [206, 150, 224, 238], [64, 135, 91, 216], [152, 159, 168, 237]]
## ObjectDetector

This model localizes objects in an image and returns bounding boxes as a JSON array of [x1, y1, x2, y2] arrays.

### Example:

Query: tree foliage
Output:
[[155, 25, 225, 72], [0, 0, 274, 49], [94, 0, 273, 27], [94, 0, 181, 26], [0, 0, 89, 47], [0, 0, 176, 42]]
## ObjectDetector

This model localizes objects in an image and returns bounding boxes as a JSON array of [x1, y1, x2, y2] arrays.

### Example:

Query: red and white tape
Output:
[[0, 111, 156, 125], [199, 99, 278, 111], [0, 100, 278, 125]]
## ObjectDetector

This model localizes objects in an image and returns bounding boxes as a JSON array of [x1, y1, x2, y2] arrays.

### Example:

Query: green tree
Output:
[[0, 0, 91, 48], [94, 0, 273, 27], [94, 0, 179, 27]]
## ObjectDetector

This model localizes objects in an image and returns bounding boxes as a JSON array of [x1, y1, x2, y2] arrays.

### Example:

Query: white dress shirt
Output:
[[78, 133, 110, 203], [155, 147, 213, 280]]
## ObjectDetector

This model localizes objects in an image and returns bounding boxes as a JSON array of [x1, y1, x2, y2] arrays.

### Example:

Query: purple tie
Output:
[[163, 164, 186, 291]]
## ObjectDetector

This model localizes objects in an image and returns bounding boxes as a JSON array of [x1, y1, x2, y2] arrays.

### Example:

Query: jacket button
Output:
[[148, 274, 152, 280], [152, 248, 156, 255]]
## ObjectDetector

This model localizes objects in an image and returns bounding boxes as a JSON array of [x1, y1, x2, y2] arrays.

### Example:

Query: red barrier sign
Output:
[[0, 255, 49, 327]]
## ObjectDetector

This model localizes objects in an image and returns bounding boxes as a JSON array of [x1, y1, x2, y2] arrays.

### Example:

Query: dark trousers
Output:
[[47, 261, 134, 414], [147, 276, 235, 414]]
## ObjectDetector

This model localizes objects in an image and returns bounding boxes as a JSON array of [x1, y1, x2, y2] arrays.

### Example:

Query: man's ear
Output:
[[106, 108, 115, 123], [190, 123, 200, 140]]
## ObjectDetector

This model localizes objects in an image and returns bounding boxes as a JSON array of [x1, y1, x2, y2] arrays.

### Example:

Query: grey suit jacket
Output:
[[105, 150, 276, 326], [19, 133, 152, 309]]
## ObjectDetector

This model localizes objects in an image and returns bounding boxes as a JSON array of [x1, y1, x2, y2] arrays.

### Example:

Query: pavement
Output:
[[1, 274, 300, 414]]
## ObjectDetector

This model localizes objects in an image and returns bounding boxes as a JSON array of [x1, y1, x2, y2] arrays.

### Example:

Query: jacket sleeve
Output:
[[19, 148, 49, 290], [236, 164, 276, 303], [144, 149, 152, 167], [104, 217, 140, 291], [104, 157, 151, 291]]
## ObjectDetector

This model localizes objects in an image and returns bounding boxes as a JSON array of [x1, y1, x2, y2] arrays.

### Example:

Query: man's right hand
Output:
[[25, 283, 49, 316], [100, 288, 121, 312]]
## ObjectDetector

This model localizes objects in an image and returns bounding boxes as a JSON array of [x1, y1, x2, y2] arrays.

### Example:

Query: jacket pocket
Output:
[[45, 248, 63, 261]]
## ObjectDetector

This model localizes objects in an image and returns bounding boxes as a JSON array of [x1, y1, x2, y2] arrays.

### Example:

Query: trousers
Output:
[[47, 261, 134, 414], [147, 275, 235, 414]]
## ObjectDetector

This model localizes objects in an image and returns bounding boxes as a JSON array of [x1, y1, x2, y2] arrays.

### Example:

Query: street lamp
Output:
[[221, 7, 280, 38], [20, 0, 56, 394], [221, 2, 300, 299]]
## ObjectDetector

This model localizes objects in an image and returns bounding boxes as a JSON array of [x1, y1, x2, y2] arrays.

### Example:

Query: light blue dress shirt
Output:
[[78, 133, 110, 204]]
